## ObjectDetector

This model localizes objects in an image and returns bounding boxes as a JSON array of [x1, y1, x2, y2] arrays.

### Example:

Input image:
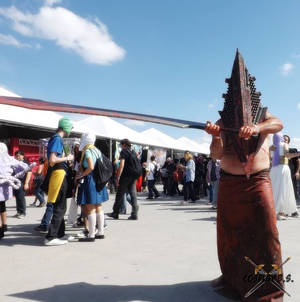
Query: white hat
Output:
[[79, 133, 96, 151]]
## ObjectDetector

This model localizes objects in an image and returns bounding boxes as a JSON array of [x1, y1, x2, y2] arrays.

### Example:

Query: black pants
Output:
[[14, 185, 26, 215], [147, 179, 159, 198], [291, 175, 298, 199], [46, 177, 67, 240], [113, 177, 138, 217], [184, 181, 196, 201], [161, 177, 168, 194]]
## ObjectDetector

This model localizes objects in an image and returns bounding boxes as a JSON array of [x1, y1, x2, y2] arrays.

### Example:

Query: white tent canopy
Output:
[[76, 115, 160, 146], [0, 88, 209, 153], [140, 128, 187, 151], [0, 104, 63, 130], [0, 103, 91, 134], [0, 86, 21, 97], [177, 136, 210, 154]]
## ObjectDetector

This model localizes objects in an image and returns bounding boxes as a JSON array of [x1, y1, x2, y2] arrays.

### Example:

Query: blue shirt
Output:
[[47, 134, 64, 159], [82, 148, 102, 169], [47, 134, 68, 170]]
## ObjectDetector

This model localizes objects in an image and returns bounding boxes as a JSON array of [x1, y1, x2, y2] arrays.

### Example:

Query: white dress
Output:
[[270, 143, 298, 215]]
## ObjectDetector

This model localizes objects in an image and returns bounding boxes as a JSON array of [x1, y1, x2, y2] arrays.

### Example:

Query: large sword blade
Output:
[[0, 96, 206, 130]]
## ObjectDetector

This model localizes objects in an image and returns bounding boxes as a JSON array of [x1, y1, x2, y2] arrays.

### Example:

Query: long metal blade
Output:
[[0, 96, 206, 130], [270, 280, 291, 297], [244, 280, 265, 298]]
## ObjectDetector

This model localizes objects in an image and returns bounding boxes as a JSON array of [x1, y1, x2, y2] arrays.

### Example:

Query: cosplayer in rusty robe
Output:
[[206, 51, 284, 302]]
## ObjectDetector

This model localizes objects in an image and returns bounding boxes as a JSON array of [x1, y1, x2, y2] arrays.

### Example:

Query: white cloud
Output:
[[45, 0, 61, 6], [280, 63, 294, 76], [123, 120, 146, 127], [0, 33, 30, 48], [0, 4, 125, 65]]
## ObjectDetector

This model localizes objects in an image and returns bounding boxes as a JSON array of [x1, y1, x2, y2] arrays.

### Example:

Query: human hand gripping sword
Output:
[[244, 256, 291, 298]]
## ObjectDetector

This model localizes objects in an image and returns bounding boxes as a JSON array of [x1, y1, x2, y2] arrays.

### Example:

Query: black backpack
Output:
[[126, 150, 142, 179], [93, 151, 113, 191], [153, 164, 161, 181]]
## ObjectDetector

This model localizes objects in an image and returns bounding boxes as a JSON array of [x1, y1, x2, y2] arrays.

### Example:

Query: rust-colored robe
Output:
[[217, 169, 284, 302]]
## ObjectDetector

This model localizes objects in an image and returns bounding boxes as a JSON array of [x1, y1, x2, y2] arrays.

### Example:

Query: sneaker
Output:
[[17, 214, 25, 219], [44, 238, 68, 246], [128, 215, 138, 220], [146, 197, 154, 200], [106, 212, 119, 219], [211, 206, 217, 210], [72, 222, 83, 228], [277, 214, 287, 221], [34, 225, 48, 233], [67, 236, 78, 242], [75, 230, 89, 239], [95, 234, 105, 239], [291, 212, 299, 218], [154, 195, 160, 199], [13, 213, 20, 218], [37, 202, 46, 207]]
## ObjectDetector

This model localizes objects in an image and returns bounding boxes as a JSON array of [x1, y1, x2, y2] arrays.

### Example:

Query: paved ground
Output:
[[0, 191, 299, 302]]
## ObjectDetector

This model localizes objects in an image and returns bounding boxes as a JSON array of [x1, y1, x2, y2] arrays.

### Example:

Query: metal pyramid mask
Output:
[[219, 50, 267, 171]]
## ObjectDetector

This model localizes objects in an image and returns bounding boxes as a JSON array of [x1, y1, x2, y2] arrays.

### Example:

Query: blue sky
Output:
[[0, 0, 300, 148]]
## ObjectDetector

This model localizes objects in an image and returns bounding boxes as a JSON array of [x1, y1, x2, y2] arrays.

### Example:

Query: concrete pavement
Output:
[[0, 192, 299, 302]]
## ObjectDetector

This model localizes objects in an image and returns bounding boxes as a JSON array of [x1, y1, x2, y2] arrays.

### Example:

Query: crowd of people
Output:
[[0, 116, 299, 248]]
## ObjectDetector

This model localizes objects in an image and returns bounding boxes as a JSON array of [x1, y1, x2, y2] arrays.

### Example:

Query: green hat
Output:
[[58, 117, 73, 133]]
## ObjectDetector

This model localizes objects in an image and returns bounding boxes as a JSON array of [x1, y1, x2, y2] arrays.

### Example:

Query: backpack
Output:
[[126, 150, 142, 179], [93, 151, 113, 191], [153, 163, 161, 181]]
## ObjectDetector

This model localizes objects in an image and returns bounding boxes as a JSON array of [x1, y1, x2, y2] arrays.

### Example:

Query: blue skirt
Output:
[[77, 173, 109, 205]]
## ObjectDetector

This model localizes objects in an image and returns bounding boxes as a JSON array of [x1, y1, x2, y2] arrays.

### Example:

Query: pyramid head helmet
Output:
[[219, 50, 267, 176]]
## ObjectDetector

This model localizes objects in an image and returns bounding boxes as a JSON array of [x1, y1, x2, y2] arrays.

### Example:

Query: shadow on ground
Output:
[[192, 216, 216, 222], [8, 281, 240, 302], [0, 223, 44, 246]]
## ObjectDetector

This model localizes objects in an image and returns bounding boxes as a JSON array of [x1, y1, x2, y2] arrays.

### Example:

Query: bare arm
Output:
[[79, 157, 94, 178], [239, 112, 283, 140], [256, 112, 283, 135], [49, 152, 73, 166], [24, 171, 32, 190], [205, 120, 224, 160]]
